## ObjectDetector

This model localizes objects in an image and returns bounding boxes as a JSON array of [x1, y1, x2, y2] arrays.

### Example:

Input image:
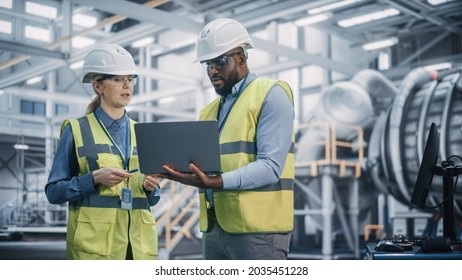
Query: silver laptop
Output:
[[134, 120, 221, 174]]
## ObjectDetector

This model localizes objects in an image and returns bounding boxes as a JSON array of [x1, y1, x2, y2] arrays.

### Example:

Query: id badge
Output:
[[121, 188, 133, 210]]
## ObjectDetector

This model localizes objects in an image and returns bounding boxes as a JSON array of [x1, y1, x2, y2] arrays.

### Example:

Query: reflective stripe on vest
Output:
[[199, 78, 295, 233], [70, 195, 149, 210], [63, 114, 147, 209]]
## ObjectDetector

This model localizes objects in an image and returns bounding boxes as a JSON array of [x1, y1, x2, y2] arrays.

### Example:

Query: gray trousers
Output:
[[202, 210, 291, 260]]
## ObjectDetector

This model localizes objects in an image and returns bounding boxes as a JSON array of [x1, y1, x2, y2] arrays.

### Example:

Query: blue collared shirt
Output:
[[218, 73, 294, 190], [45, 107, 160, 206]]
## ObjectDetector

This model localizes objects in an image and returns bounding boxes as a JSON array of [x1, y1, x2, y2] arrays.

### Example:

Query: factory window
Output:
[[20, 100, 46, 116], [55, 104, 68, 116], [25, 1, 57, 19], [378, 51, 390, 70], [0, 0, 13, 9], [25, 25, 49, 42], [0, 19, 12, 34]]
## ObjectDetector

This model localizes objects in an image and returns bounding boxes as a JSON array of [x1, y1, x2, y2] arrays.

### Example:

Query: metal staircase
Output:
[[152, 180, 201, 259]]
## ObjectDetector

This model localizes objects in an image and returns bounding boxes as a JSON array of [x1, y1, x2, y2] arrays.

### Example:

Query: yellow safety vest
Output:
[[62, 113, 157, 260], [199, 78, 295, 233]]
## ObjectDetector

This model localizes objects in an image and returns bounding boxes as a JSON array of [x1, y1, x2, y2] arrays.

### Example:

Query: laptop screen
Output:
[[134, 120, 221, 174]]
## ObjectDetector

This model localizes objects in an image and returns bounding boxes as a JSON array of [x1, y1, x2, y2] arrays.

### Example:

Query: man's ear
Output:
[[238, 54, 247, 66]]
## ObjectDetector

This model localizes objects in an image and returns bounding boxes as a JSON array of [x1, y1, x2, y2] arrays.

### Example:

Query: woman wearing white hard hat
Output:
[[45, 43, 161, 260]]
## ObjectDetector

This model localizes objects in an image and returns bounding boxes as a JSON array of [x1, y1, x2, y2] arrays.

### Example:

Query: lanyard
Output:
[[217, 74, 249, 133], [94, 113, 131, 170]]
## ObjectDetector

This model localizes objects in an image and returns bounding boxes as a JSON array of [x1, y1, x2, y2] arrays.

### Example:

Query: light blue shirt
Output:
[[45, 107, 160, 206], [217, 73, 294, 190]]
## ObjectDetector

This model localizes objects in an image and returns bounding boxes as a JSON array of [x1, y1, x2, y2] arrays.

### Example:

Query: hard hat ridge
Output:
[[81, 43, 137, 83], [194, 18, 254, 63]]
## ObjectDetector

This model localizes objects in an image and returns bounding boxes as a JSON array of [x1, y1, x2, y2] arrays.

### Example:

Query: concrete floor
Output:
[[0, 240, 66, 260], [0, 231, 360, 260], [0, 234, 202, 260]]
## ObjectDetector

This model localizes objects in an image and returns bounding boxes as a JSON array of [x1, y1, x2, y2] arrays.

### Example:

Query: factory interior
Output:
[[0, 0, 462, 260]]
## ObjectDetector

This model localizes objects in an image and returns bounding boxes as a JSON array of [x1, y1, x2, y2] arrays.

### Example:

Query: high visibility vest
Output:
[[62, 113, 157, 260], [199, 78, 295, 233]]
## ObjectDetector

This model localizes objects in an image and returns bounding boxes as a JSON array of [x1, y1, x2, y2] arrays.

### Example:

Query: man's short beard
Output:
[[215, 70, 240, 97]]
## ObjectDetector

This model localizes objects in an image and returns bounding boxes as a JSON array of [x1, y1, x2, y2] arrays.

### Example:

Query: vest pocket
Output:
[[140, 210, 158, 256], [73, 208, 117, 256]]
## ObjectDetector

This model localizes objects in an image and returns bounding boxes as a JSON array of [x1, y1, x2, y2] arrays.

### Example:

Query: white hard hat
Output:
[[81, 43, 137, 83], [194, 18, 254, 63]]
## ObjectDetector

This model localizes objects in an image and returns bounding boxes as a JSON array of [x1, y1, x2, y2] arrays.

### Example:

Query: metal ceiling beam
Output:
[[0, 126, 48, 138], [4, 86, 90, 105], [130, 85, 197, 105], [0, 6, 50, 24], [0, 40, 66, 60], [0, 112, 46, 123], [136, 67, 199, 85], [398, 31, 451, 66], [0, 23, 162, 88], [0, 0, 363, 91], [48, 104, 196, 125], [237, 0, 332, 27], [68, 0, 358, 76], [128, 105, 195, 120], [252, 37, 360, 75], [67, 0, 204, 33], [0, 60, 68, 89], [0, 0, 168, 71], [254, 60, 305, 76], [385, 0, 462, 34]]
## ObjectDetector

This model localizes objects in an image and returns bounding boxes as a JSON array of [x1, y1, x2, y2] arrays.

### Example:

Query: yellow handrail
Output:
[[155, 181, 200, 252], [295, 122, 364, 178]]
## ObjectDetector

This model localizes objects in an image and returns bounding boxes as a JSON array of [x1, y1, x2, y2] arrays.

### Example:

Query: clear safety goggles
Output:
[[96, 74, 138, 87]]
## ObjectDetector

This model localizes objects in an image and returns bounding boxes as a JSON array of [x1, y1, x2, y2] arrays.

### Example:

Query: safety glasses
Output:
[[201, 52, 241, 71], [96, 74, 138, 87]]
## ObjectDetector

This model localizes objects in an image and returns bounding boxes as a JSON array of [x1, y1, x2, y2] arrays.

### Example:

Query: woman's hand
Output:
[[143, 175, 160, 192], [92, 167, 131, 187]]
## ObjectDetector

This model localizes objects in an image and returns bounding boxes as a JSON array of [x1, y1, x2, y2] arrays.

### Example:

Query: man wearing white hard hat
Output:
[[45, 44, 161, 260], [160, 18, 295, 260]]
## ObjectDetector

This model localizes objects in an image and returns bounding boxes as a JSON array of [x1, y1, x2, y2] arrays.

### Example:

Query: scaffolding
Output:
[[292, 122, 364, 259]]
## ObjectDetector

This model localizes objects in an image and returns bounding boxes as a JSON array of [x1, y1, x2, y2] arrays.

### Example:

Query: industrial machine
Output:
[[293, 66, 462, 259]]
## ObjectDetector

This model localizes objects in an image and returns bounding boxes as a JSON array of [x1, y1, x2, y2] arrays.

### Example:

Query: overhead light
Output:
[[294, 13, 333, 26], [427, 0, 453, 5], [158, 96, 175, 104], [14, 144, 30, 150], [70, 60, 84, 70], [0, 89, 5, 95], [0, 19, 12, 34], [0, 0, 13, 9], [308, 0, 361, 15], [362, 37, 398, 51], [73, 14, 97, 28], [424, 62, 452, 71], [378, 51, 390, 71], [25, 1, 57, 19], [72, 36, 95, 49], [25, 25, 50, 42], [26, 76, 43, 84], [131, 37, 155, 48], [338, 8, 400, 28]]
